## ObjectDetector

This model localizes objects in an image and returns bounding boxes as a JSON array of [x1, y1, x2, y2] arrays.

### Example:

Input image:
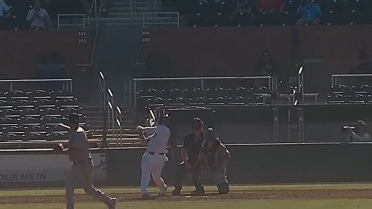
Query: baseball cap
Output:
[[355, 120, 367, 128], [68, 113, 79, 125], [192, 118, 203, 130]]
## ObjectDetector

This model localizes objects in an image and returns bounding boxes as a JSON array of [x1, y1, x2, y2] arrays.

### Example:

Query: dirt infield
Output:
[[2, 189, 372, 204]]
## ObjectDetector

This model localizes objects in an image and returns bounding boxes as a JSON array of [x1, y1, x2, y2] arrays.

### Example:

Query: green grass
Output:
[[2, 200, 372, 209], [2, 184, 372, 209], [1, 183, 372, 197]]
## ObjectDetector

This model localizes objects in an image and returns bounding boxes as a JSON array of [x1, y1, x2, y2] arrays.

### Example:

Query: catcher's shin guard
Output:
[[217, 183, 229, 194]]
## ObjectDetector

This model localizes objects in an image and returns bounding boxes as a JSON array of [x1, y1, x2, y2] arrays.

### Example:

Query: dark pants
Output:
[[173, 161, 203, 192]]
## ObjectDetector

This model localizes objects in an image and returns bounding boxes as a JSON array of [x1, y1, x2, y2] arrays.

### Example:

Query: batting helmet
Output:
[[158, 113, 170, 125]]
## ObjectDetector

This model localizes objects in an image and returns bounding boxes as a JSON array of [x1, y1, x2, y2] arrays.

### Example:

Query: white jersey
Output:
[[142, 124, 170, 154]]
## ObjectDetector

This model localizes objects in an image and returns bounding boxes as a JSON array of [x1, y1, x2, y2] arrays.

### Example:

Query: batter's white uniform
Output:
[[140, 124, 170, 195]]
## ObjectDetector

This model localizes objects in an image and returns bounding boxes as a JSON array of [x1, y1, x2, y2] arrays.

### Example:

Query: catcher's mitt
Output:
[[53, 143, 64, 153]]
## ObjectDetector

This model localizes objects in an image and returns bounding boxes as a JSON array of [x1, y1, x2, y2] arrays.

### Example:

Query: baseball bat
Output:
[[149, 109, 156, 121]]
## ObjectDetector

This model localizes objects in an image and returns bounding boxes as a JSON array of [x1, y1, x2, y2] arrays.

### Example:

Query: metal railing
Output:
[[0, 78, 72, 92], [331, 73, 372, 86], [293, 66, 304, 105], [98, 72, 123, 147], [57, 0, 103, 30], [57, 14, 86, 30], [143, 12, 180, 28]]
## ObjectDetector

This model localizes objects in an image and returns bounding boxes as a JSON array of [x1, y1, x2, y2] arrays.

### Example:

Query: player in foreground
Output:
[[137, 114, 171, 199], [54, 113, 117, 209]]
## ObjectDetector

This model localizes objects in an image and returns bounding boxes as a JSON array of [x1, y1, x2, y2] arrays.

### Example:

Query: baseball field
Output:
[[1, 183, 372, 209]]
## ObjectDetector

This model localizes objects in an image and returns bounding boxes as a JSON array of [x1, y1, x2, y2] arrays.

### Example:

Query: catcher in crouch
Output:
[[54, 113, 116, 209], [195, 128, 231, 194]]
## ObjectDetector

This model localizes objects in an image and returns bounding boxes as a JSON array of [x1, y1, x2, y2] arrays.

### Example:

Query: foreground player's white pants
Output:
[[140, 151, 168, 194]]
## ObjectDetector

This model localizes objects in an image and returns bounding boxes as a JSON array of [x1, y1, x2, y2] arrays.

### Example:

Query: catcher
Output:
[[53, 113, 116, 209], [195, 128, 231, 194]]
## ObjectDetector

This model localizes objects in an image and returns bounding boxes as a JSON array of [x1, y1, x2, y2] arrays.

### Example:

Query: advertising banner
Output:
[[0, 153, 106, 183]]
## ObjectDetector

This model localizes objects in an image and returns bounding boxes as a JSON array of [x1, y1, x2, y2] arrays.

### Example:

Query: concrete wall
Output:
[[166, 104, 372, 144], [1, 143, 372, 188], [105, 143, 372, 186]]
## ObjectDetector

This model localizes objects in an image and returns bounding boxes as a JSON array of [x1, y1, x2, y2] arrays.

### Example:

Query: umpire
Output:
[[171, 118, 205, 196]]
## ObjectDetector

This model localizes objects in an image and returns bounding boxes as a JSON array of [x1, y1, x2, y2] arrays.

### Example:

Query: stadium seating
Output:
[[171, 0, 372, 27], [327, 85, 372, 104], [137, 86, 270, 110], [0, 89, 92, 142]]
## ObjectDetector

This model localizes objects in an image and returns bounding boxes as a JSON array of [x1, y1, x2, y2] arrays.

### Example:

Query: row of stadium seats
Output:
[[0, 107, 82, 117], [327, 85, 372, 104], [138, 86, 272, 107], [0, 90, 74, 99], [0, 114, 85, 125], [0, 127, 92, 141], [0, 98, 78, 108], [140, 95, 266, 107], [139, 86, 271, 97], [329, 85, 372, 94], [327, 93, 372, 104]]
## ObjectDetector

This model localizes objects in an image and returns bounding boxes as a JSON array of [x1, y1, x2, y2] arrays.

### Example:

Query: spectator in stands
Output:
[[0, 0, 10, 17], [256, 0, 284, 25], [255, 50, 279, 89], [256, 0, 285, 14], [230, 0, 254, 25], [345, 120, 371, 142], [355, 40, 371, 74], [255, 50, 278, 76], [296, 0, 321, 25], [235, 0, 253, 13], [26, 0, 53, 30], [349, 40, 371, 84], [0, 0, 11, 30]]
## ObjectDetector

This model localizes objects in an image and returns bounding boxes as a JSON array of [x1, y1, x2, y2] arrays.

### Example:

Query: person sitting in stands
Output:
[[256, 0, 285, 14], [0, 0, 10, 18], [296, 0, 321, 25], [26, 0, 53, 30], [235, 0, 253, 13], [0, 0, 11, 30]]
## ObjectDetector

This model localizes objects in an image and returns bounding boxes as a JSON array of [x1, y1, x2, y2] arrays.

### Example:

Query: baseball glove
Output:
[[53, 143, 64, 153]]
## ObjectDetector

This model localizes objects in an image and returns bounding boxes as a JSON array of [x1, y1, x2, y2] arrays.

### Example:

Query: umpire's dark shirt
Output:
[[182, 132, 204, 164]]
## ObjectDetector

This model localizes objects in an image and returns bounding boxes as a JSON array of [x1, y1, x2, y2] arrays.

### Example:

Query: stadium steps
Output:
[[81, 105, 140, 146], [103, 0, 176, 26]]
